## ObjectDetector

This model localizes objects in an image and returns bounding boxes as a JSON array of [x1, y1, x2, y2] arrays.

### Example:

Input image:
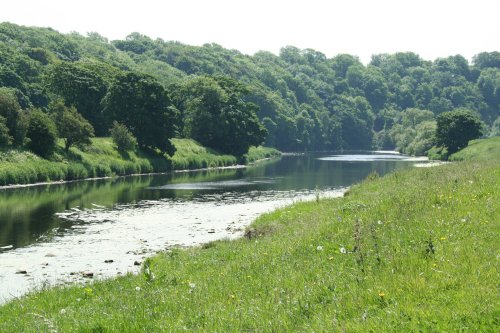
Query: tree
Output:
[[45, 62, 108, 135], [26, 110, 58, 157], [436, 109, 483, 153], [0, 116, 12, 146], [489, 116, 500, 137], [51, 102, 94, 151], [179, 76, 267, 155], [101, 71, 177, 155], [110, 121, 137, 152], [0, 88, 30, 146]]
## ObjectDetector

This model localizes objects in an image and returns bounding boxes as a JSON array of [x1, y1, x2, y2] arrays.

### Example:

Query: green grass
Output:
[[449, 136, 500, 161], [0, 138, 168, 186], [0, 147, 498, 331], [0, 138, 279, 186], [244, 145, 282, 164], [168, 138, 238, 170]]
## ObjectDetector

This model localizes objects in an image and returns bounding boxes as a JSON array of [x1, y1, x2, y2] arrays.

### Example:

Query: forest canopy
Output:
[[0, 22, 498, 157]]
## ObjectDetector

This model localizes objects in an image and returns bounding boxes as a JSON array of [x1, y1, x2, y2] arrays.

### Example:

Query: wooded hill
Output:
[[0, 22, 498, 155]]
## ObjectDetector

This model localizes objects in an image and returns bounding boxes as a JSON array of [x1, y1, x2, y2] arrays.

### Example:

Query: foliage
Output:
[[427, 145, 449, 161], [490, 116, 500, 137], [0, 115, 11, 146], [101, 71, 177, 155], [0, 88, 24, 145], [174, 75, 267, 156], [45, 62, 108, 135], [109, 121, 137, 152], [0, 151, 498, 331], [25, 110, 57, 157], [51, 102, 95, 151], [0, 22, 499, 154], [435, 109, 483, 153], [389, 108, 436, 155]]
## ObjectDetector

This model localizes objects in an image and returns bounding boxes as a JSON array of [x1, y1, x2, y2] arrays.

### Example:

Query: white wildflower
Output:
[[59, 309, 66, 315], [135, 286, 141, 291], [189, 282, 196, 289], [340, 247, 347, 254], [316, 245, 323, 251]]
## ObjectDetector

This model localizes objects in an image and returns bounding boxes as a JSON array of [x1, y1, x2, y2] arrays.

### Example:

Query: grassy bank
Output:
[[0, 144, 498, 331], [449, 136, 500, 161], [0, 138, 280, 186]]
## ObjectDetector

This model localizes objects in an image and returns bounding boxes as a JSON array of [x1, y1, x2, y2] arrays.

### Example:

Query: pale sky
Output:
[[1, 0, 499, 64]]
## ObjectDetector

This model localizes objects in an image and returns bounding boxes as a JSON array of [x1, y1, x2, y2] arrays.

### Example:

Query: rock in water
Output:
[[83, 271, 94, 278]]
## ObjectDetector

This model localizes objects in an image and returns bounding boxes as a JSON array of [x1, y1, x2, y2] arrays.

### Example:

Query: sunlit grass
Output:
[[0, 142, 498, 331], [0, 138, 279, 186], [449, 136, 500, 161]]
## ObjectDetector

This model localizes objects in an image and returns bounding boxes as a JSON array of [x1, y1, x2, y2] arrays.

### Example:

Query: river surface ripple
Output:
[[0, 187, 344, 303]]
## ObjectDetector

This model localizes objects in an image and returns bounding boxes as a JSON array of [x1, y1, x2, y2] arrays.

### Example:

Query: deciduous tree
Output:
[[436, 109, 483, 153]]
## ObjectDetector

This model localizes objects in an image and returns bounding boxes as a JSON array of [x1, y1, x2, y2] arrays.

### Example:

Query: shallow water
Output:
[[0, 152, 425, 303]]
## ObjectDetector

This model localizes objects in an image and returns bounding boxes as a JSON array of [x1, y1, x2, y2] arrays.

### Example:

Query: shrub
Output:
[[110, 121, 138, 152]]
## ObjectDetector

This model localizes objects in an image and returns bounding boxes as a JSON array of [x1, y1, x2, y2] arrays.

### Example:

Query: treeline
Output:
[[0, 22, 499, 158]]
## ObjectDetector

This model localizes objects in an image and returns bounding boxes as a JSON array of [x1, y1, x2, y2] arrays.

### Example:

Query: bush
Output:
[[427, 146, 449, 160], [110, 121, 138, 152], [436, 109, 483, 154], [26, 110, 58, 158]]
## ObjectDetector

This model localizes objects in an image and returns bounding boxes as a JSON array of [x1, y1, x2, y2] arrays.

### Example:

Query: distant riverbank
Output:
[[0, 138, 281, 187]]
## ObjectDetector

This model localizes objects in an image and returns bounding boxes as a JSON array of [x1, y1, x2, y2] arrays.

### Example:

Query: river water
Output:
[[0, 152, 426, 303]]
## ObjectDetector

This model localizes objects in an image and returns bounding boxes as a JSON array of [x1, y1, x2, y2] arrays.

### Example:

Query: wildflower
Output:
[[440, 236, 447, 241], [59, 309, 66, 315], [378, 291, 385, 298], [328, 256, 334, 261], [340, 247, 347, 254], [316, 245, 323, 251], [189, 282, 196, 289], [377, 220, 383, 225], [135, 286, 141, 291]]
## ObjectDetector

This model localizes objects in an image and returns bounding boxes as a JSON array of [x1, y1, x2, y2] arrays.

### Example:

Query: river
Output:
[[0, 152, 427, 303]]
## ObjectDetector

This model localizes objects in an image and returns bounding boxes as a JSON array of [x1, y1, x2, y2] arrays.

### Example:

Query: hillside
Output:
[[1, 22, 498, 155]]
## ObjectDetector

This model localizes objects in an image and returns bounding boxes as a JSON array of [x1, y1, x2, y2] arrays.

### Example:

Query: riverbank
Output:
[[0, 140, 498, 331], [0, 138, 281, 187]]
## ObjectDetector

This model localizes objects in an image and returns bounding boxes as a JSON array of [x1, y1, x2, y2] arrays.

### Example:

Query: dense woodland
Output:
[[0, 22, 498, 158]]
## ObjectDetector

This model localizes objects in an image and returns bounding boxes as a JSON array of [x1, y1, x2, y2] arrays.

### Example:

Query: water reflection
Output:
[[0, 153, 419, 251], [0, 152, 427, 303]]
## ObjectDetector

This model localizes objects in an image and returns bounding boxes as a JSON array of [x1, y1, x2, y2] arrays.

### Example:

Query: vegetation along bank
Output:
[[0, 138, 498, 332], [1, 22, 499, 185]]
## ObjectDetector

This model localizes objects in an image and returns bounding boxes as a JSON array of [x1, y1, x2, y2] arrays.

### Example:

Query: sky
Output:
[[1, 0, 499, 64]]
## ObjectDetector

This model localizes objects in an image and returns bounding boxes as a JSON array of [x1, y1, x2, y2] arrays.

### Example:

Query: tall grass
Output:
[[0, 142, 498, 331], [169, 138, 238, 170], [0, 138, 168, 186], [0, 138, 280, 186], [244, 145, 282, 164]]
